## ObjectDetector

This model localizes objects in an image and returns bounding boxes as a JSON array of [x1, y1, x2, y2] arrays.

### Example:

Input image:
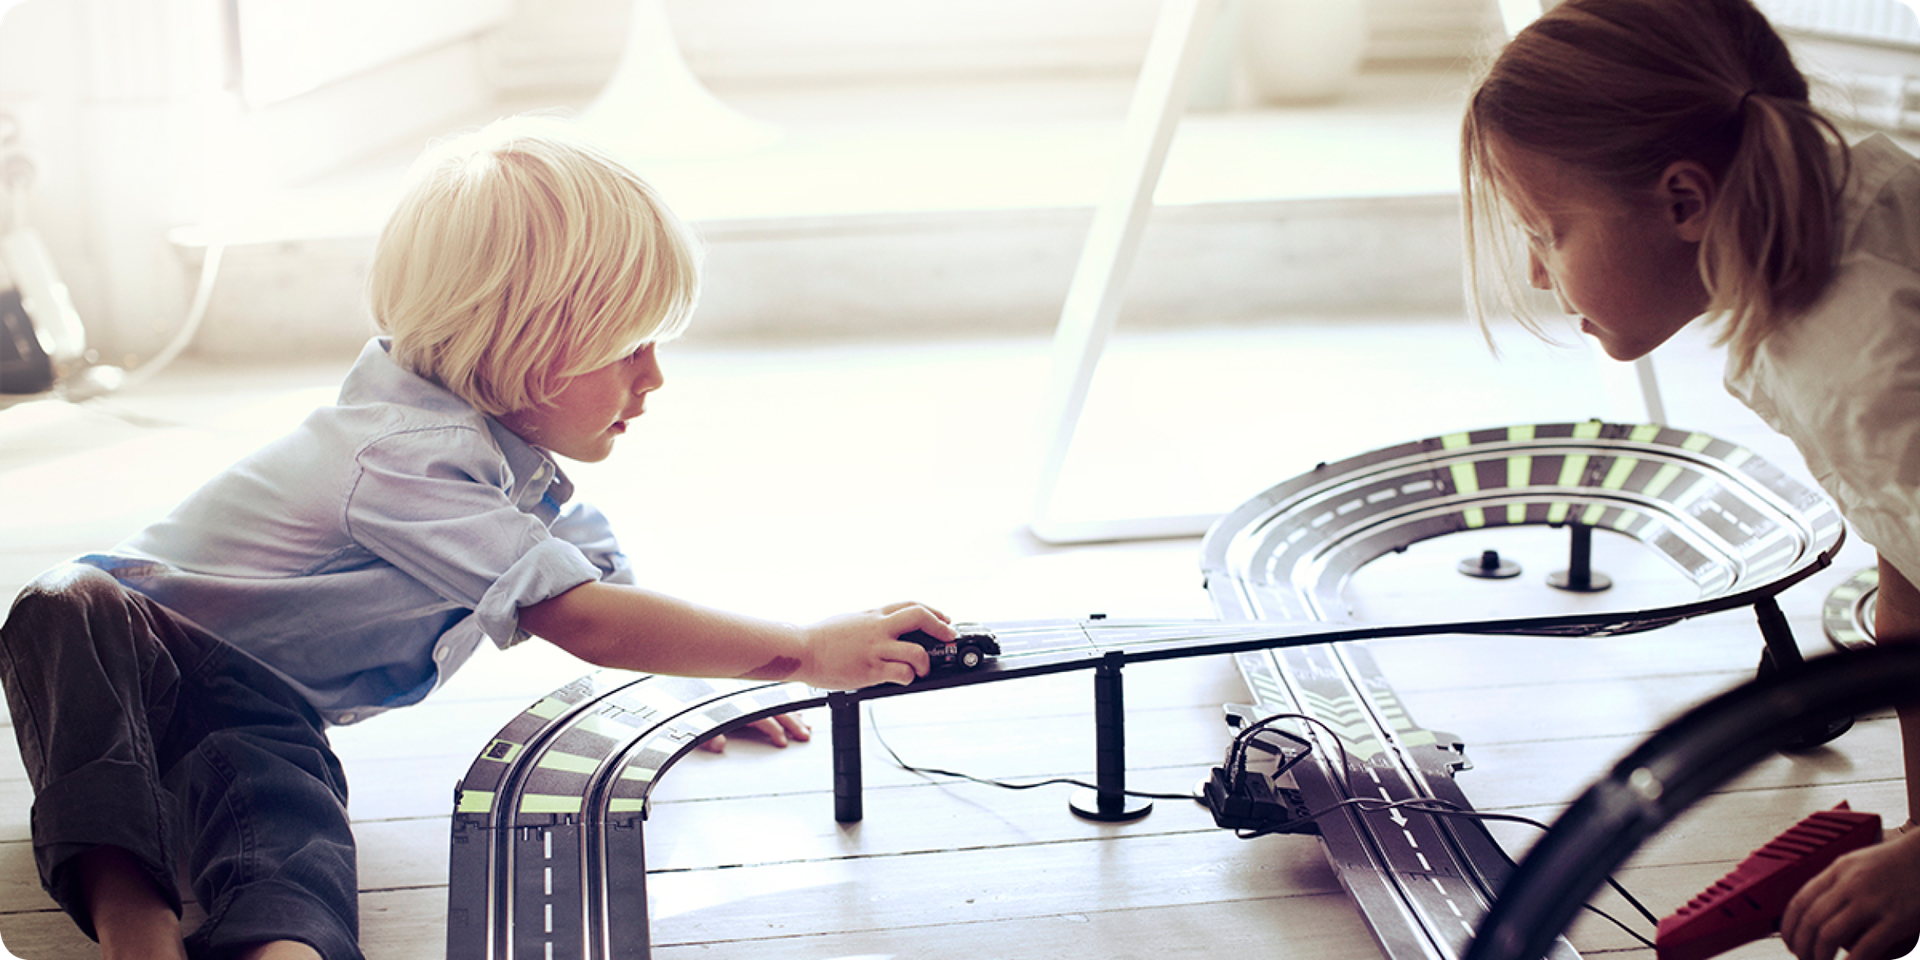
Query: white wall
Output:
[[486, 0, 1499, 95], [0, 0, 1499, 363]]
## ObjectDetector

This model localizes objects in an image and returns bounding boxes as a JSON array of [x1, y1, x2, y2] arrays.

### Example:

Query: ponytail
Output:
[[1702, 91, 1847, 374]]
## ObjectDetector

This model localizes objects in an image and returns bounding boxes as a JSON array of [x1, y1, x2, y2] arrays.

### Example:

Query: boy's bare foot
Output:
[[238, 941, 324, 960], [75, 846, 186, 960]]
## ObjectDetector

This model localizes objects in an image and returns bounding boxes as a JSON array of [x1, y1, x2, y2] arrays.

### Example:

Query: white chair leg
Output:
[[1029, 0, 1226, 545], [578, 0, 777, 158]]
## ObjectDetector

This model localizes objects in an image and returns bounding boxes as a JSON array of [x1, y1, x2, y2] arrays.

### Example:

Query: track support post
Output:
[[1755, 596, 1854, 749], [1548, 523, 1612, 592], [1070, 652, 1153, 822], [830, 693, 863, 823]]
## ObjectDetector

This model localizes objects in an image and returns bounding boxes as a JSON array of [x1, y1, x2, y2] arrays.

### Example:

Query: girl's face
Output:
[[1498, 144, 1713, 361], [500, 343, 664, 462]]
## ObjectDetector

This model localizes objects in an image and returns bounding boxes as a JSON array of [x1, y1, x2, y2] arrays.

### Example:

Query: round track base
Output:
[[1069, 788, 1153, 823]]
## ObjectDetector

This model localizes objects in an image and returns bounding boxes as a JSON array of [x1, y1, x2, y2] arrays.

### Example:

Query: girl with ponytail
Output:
[[1463, 1, 1920, 957]]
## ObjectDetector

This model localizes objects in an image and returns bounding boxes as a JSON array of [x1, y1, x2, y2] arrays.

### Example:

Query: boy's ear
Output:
[[1659, 160, 1715, 243]]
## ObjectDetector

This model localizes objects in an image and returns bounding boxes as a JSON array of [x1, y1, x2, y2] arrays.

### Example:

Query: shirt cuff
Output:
[[476, 537, 604, 649]]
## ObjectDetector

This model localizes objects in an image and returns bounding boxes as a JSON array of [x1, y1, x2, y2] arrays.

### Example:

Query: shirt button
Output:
[[434, 645, 452, 663], [338, 712, 356, 724]]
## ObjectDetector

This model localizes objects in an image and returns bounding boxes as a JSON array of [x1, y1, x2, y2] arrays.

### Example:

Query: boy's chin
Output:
[[549, 441, 617, 464]]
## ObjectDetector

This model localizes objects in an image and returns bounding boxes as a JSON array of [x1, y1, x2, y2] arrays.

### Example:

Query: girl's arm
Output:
[[1781, 556, 1920, 960], [519, 580, 950, 691], [1878, 557, 1920, 819]]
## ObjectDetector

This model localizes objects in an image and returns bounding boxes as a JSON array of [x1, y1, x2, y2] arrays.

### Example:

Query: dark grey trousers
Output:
[[0, 564, 362, 960]]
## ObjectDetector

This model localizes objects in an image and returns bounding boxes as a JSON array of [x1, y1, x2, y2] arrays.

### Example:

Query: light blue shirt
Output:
[[82, 338, 632, 725]]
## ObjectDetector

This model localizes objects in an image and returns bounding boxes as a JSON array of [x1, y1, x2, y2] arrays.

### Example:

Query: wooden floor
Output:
[[0, 318, 1902, 959]]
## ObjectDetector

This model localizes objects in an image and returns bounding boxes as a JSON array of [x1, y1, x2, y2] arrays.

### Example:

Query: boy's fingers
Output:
[[768, 713, 811, 744], [878, 600, 950, 625], [887, 606, 956, 641]]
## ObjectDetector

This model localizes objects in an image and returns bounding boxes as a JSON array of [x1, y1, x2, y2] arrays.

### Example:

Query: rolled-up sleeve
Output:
[[345, 426, 604, 647], [474, 536, 605, 647], [550, 501, 635, 585]]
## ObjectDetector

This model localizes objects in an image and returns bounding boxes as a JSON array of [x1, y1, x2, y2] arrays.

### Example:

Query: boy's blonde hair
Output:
[[369, 114, 701, 416], [1461, 0, 1847, 373]]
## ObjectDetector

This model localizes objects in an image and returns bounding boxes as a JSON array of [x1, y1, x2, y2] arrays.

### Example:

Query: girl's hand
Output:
[[1782, 825, 1920, 960], [797, 602, 953, 690]]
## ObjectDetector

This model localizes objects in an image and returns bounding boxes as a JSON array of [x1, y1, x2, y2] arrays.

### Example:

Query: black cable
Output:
[[1229, 795, 1657, 949], [1225, 711, 1355, 798], [1364, 797, 1661, 934], [1222, 710, 1661, 948], [865, 703, 1197, 802], [868, 701, 1660, 950]]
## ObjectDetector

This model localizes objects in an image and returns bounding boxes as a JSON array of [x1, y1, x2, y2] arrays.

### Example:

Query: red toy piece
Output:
[[1655, 802, 1881, 960]]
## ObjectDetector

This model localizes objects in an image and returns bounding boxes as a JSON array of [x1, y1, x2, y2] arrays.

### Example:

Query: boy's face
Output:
[[499, 344, 664, 462]]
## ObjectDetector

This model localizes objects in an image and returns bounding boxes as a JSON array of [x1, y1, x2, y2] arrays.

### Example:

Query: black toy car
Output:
[[901, 623, 1000, 671]]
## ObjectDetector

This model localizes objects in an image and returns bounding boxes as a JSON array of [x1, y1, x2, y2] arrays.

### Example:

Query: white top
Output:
[[1725, 133, 1920, 580]]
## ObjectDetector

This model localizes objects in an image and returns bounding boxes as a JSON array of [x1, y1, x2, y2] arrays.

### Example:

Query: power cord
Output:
[[1209, 708, 1659, 949], [864, 702, 1197, 802], [865, 700, 1660, 949]]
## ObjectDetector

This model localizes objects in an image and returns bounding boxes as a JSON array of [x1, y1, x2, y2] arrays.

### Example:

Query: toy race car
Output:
[[901, 623, 1001, 671]]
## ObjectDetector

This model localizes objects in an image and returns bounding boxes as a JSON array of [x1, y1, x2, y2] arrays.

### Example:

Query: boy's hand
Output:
[[798, 601, 953, 690], [697, 712, 812, 753]]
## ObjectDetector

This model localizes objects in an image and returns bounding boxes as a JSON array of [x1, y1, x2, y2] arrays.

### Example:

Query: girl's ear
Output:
[[1659, 161, 1716, 243]]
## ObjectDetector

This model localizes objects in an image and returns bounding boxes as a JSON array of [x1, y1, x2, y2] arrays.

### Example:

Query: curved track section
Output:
[[1823, 566, 1879, 652], [447, 673, 820, 960], [1202, 421, 1844, 631]]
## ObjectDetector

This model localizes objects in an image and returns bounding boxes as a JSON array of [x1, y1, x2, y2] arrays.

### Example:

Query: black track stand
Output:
[[1460, 549, 1521, 579], [1070, 653, 1153, 822], [1754, 597, 1854, 750], [1547, 523, 1612, 592], [831, 693, 863, 823]]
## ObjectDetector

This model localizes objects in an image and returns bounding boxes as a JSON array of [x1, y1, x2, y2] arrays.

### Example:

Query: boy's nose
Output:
[[635, 348, 664, 394]]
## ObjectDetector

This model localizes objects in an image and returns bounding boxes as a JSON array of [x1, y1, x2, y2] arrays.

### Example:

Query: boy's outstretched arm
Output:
[[519, 581, 952, 691]]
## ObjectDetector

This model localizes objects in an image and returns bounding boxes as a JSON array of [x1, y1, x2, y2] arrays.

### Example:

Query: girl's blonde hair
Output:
[[1461, 0, 1847, 373], [369, 114, 702, 416]]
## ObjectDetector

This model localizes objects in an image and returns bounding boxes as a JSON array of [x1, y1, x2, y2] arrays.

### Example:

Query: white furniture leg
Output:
[[1029, 0, 1225, 545], [578, 0, 777, 158], [1028, 0, 1666, 545]]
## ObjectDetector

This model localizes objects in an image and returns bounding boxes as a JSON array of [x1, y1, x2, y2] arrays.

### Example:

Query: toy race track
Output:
[[447, 422, 1848, 960]]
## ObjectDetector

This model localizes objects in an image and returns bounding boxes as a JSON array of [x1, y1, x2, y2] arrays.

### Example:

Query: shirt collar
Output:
[[342, 338, 571, 508], [487, 416, 572, 509]]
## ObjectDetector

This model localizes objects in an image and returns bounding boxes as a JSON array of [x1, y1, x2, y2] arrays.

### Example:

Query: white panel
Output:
[[234, 0, 511, 105], [1756, 0, 1920, 47]]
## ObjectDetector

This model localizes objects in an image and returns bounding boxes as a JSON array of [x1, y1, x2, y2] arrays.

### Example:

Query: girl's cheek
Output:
[[1527, 250, 1553, 291]]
